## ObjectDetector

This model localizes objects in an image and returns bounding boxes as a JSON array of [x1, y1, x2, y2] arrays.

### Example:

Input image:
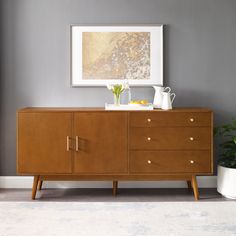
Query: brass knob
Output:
[[147, 118, 151, 123], [190, 160, 194, 164], [147, 160, 152, 164], [190, 118, 194, 122], [189, 137, 194, 141], [147, 137, 151, 141]]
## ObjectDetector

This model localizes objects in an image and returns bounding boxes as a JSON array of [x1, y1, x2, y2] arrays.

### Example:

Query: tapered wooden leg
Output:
[[191, 175, 199, 200], [187, 180, 192, 190], [112, 181, 118, 196], [38, 180, 43, 190], [32, 175, 39, 200]]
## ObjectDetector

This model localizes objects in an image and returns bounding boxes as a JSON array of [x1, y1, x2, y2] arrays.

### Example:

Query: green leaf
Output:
[[234, 136, 236, 144]]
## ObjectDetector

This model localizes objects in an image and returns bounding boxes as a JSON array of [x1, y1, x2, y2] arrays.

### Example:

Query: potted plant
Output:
[[214, 118, 236, 199]]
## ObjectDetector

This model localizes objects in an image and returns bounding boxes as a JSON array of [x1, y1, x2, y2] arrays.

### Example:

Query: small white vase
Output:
[[217, 165, 236, 199], [113, 94, 121, 106]]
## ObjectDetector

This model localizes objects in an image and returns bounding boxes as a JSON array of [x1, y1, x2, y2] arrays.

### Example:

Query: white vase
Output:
[[217, 165, 236, 199]]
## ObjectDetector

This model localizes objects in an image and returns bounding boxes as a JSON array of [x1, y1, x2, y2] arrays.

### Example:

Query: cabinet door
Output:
[[74, 112, 128, 173], [18, 112, 72, 174]]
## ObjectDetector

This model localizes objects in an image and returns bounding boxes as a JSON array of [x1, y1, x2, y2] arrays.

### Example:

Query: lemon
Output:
[[140, 100, 148, 105], [129, 100, 149, 105]]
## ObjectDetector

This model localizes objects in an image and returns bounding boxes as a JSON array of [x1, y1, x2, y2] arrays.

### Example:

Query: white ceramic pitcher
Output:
[[153, 86, 171, 108], [161, 92, 176, 110]]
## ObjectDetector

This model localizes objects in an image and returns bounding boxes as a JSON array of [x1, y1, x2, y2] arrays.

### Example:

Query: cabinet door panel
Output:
[[18, 112, 72, 174], [74, 112, 128, 173]]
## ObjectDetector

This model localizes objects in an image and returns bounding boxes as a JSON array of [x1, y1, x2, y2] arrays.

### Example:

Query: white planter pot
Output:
[[217, 165, 236, 199]]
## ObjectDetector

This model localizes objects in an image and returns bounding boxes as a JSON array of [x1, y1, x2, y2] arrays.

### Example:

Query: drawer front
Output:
[[130, 151, 211, 173], [130, 112, 212, 127], [130, 127, 211, 150]]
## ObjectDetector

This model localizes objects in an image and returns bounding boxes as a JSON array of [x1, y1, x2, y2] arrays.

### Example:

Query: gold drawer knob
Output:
[[147, 160, 152, 164], [190, 160, 195, 164], [147, 137, 151, 141], [147, 118, 152, 123], [189, 137, 194, 141], [190, 118, 195, 122]]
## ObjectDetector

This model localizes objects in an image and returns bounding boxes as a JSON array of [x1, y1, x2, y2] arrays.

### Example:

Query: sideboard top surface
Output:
[[18, 107, 212, 113]]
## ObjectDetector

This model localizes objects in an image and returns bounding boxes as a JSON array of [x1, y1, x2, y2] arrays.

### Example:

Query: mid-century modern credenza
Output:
[[17, 107, 213, 200]]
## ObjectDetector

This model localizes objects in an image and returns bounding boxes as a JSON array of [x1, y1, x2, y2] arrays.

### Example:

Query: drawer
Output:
[[130, 112, 212, 127], [130, 127, 211, 150], [130, 151, 211, 173]]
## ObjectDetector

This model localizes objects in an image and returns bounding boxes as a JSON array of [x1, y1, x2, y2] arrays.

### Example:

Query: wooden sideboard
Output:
[[17, 107, 213, 200]]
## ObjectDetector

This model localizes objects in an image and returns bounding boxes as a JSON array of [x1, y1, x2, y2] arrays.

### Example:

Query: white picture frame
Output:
[[71, 25, 163, 87]]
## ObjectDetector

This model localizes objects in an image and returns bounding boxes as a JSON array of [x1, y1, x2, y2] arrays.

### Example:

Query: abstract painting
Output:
[[71, 25, 163, 86]]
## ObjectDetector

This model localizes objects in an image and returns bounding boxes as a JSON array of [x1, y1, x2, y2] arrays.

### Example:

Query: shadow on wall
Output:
[[174, 89, 215, 107], [0, 0, 25, 175], [0, 0, 3, 107], [163, 25, 170, 88], [0, 0, 3, 174]]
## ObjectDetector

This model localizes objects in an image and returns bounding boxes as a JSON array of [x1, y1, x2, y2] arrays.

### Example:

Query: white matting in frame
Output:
[[71, 25, 163, 87]]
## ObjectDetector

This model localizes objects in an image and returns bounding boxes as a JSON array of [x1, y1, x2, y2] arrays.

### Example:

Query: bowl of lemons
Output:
[[129, 100, 150, 106]]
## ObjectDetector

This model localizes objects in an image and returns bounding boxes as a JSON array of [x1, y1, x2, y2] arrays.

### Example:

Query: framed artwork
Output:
[[71, 25, 163, 86]]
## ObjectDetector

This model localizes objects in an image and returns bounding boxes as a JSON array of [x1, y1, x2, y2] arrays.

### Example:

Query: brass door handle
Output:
[[66, 136, 70, 151], [75, 136, 79, 151]]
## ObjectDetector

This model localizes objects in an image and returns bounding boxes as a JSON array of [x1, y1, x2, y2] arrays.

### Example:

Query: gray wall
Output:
[[1, 0, 236, 175]]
